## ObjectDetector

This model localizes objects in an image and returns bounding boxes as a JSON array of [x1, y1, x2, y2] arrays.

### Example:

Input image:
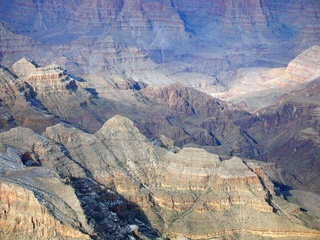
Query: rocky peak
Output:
[[1, 116, 320, 239], [12, 58, 67, 81], [0, 64, 58, 132], [12, 57, 37, 79], [96, 114, 140, 138], [12, 59, 80, 94], [140, 83, 242, 117]]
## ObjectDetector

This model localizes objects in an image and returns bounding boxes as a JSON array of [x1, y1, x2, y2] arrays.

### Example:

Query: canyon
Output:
[[0, 0, 320, 239], [1, 115, 320, 239], [0, 56, 319, 239]]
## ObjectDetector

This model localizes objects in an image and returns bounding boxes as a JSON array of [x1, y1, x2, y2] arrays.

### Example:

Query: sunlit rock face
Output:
[[209, 46, 320, 113], [0, 115, 319, 239], [284, 46, 320, 81], [0, 1, 320, 239], [9, 58, 106, 133], [0, 62, 59, 132], [0, 181, 91, 240]]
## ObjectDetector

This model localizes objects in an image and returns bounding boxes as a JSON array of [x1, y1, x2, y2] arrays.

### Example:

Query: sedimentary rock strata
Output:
[[1, 115, 318, 239], [284, 46, 320, 81], [0, 181, 90, 240], [0, 2, 319, 238], [0, 64, 58, 132], [248, 78, 320, 194], [0, 21, 42, 61]]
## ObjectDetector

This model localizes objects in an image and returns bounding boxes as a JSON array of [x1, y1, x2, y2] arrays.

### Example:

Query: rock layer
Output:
[[1, 0, 319, 79], [0, 64, 58, 132], [2, 115, 317, 239], [0, 181, 90, 240], [284, 46, 320, 81]]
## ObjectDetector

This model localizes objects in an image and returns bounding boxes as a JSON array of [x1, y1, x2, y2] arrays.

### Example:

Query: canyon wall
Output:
[[1, 115, 319, 239]]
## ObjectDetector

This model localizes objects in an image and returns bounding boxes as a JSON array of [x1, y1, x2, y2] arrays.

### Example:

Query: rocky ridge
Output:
[[2, 56, 320, 196], [0, 181, 90, 239], [1, 0, 320, 83], [247, 77, 320, 194], [1, 115, 319, 239], [10, 58, 110, 133], [2, 58, 257, 157], [0, 1, 319, 239], [0, 21, 43, 63], [0, 63, 58, 132], [212, 46, 320, 112]]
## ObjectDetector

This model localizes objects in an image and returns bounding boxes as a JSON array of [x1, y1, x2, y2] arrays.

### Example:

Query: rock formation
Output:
[[284, 46, 320, 82], [0, 63, 58, 132], [0, 181, 90, 240], [2, 54, 320, 197], [210, 46, 320, 112], [1, 0, 320, 79], [11, 58, 109, 133], [0, 1, 320, 238], [0, 21, 43, 63], [0, 115, 319, 239], [0, 125, 146, 239], [247, 77, 320, 194], [1, 59, 258, 157], [140, 83, 241, 118]]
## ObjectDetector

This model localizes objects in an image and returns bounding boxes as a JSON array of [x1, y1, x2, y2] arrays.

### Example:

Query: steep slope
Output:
[[284, 46, 320, 81], [0, 21, 43, 64], [1, 0, 319, 81], [0, 181, 90, 240], [2, 59, 259, 157], [1, 116, 319, 239], [10, 58, 118, 133], [0, 64, 58, 132], [212, 46, 320, 112], [246, 77, 320, 194], [2, 56, 320, 197], [0, 125, 148, 239], [139, 83, 260, 157]]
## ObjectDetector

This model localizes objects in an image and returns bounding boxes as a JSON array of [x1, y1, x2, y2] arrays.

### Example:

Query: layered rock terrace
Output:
[[1, 115, 318, 239]]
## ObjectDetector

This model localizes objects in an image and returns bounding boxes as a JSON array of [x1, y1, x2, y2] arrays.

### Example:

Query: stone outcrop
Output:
[[11, 59, 109, 133], [240, 75, 320, 194], [140, 83, 241, 118], [13, 58, 76, 91], [0, 125, 146, 239], [209, 46, 320, 112], [0, 3, 319, 236], [0, 64, 58, 132], [0, 114, 319, 239], [1, 59, 254, 155], [138, 83, 261, 157], [284, 46, 320, 81], [0, 115, 314, 239], [0, 181, 90, 240], [4, 53, 320, 199], [11, 58, 36, 78], [6, 59, 259, 157]]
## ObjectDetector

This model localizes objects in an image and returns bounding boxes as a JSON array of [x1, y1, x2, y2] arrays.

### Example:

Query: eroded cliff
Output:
[[1, 116, 319, 239]]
